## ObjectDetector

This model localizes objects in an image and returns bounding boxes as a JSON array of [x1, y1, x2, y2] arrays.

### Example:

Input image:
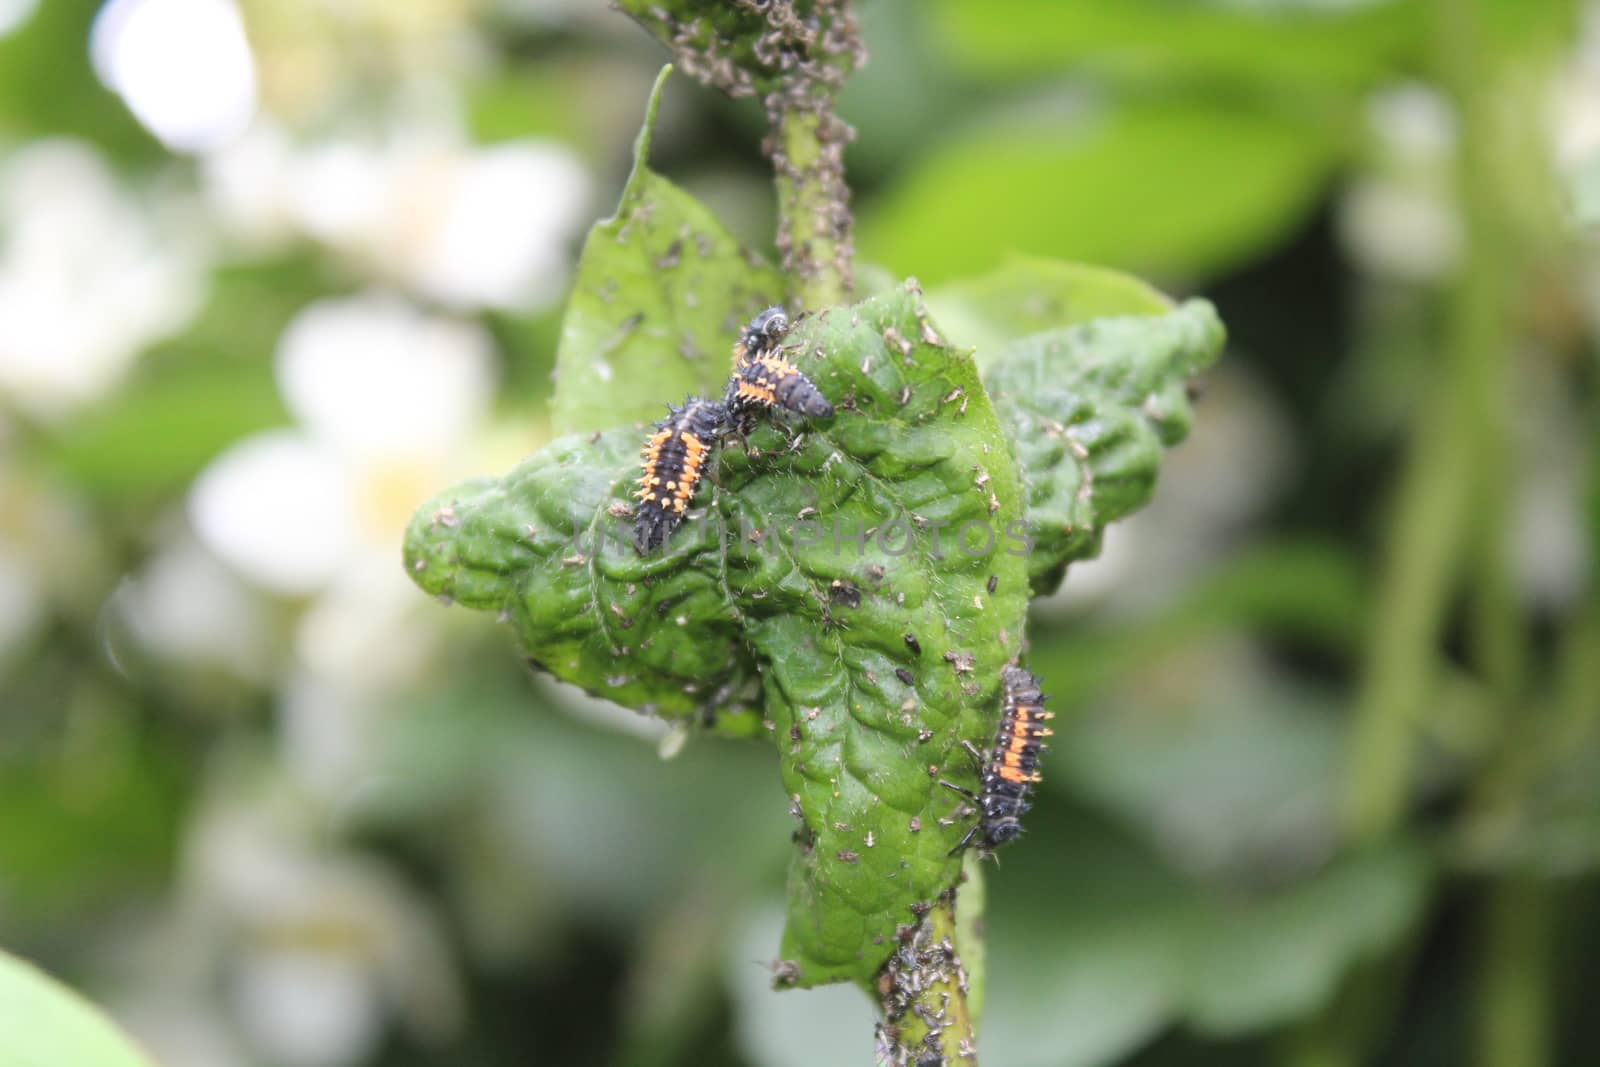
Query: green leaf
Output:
[[981, 807, 1431, 1067], [926, 256, 1174, 369], [404, 451, 765, 727], [409, 284, 1034, 984], [983, 300, 1226, 593], [550, 65, 784, 436], [1055, 671, 1347, 887], [858, 98, 1347, 285], [1181, 844, 1429, 1035], [45, 367, 286, 496], [927, 0, 1423, 89], [0, 950, 156, 1067]]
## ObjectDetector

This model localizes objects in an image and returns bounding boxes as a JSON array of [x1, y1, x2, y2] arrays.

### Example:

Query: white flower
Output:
[[91, 0, 258, 153], [0, 0, 38, 38], [0, 141, 207, 418], [1549, 2, 1600, 173], [1336, 84, 1462, 282], [189, 431, 357, 597], [118, 533, 274, 681], [204, 120, 589, 310], [0, 546, 41, 660], [189, 291, 495, 598], [187, 290, 522, 793], [179, 774, 463, 1067], [239, 0, 485, 123]]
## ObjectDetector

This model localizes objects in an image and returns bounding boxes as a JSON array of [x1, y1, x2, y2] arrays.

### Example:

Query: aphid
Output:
[[941, 665, 1052, 855], [725, 306, 834, 427], [634, 396, 731, 553]]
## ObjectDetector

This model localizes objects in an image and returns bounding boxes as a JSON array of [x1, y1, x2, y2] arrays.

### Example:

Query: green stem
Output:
[[1478, 878, 1553, 1067], [774, 106, 854, 307], [876, 892, 977, 1065], [1341, 0, 1523, 845], [1340, 394, 1475, 842]]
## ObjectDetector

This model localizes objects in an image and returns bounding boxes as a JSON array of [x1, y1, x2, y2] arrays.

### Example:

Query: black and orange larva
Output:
[[941, 665, 1053, 854], [633, 396, 731, 554], [724, 306, 834, 428]]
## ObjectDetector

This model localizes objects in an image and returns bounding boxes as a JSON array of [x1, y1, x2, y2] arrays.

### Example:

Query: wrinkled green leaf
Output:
[[982, 807, 1430, 1067], [410, 285, 1034, 984], [928, 0, 1422, 89], [404, 442, 763, 727], [927, 256, 1173, 369], [0, 950, 156, 1067], [551, 66, 783, 436], [984, 300, 1226, 593], [859, 99, 1346, 285]]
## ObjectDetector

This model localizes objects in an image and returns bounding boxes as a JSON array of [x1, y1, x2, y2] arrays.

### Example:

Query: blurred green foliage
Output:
[[2, 0, 1599, 1065]]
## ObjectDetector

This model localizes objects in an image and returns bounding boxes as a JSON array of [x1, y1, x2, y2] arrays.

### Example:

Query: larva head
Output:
[[740, 306, 791, 353]]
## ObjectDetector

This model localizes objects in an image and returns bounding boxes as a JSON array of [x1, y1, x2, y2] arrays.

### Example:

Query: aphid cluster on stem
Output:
[[633, 305, 833, 554], [725, 306, 834, 432], [941, 665, 1052, 856]]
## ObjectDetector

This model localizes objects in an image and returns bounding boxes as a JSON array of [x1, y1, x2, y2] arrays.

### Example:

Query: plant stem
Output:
[[876, 891, 977, 1065], [773, 104, 854, 307], [1340, 0, 1523, 845], [1340, 392, 1475, 842], [1478, 878, 1553, 1067]]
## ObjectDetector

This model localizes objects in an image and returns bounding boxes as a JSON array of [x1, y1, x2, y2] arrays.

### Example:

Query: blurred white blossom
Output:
[[205, 120, 588, 310], [110, 769, 464, 1067], [0, 0, 37, 37], [0, 544, 41, 659], [119, 533, 275, 682], [239, 0, 486, 123], [1549, 2, 1600, 173], [92, 0, 258, 153], [187, 290, 525, 794], [190, 290, 496, 599], [0, 141, 207, 418], [1337, 84, 1462, 282]]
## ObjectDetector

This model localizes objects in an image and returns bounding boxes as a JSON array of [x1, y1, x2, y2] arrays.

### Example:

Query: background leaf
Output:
[[0, 950, 156, 1067], [926, 0, 1422, 89], [926, 257, 1173, 368], [858, 98, 1348, 286], [980, 806, 1430, 1067]]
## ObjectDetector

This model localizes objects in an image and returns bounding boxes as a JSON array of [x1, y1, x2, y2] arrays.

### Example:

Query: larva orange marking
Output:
[[633, 398, 731, 554], [941, 665, 1052, 854], [723, 306, 834, 428]]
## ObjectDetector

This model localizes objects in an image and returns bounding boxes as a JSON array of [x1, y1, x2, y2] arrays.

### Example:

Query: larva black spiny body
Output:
[[942, 665, 1053, 855]]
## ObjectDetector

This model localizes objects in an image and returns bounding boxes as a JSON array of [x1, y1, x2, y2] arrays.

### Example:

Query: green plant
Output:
[[403, 4, 1223, 1061]]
